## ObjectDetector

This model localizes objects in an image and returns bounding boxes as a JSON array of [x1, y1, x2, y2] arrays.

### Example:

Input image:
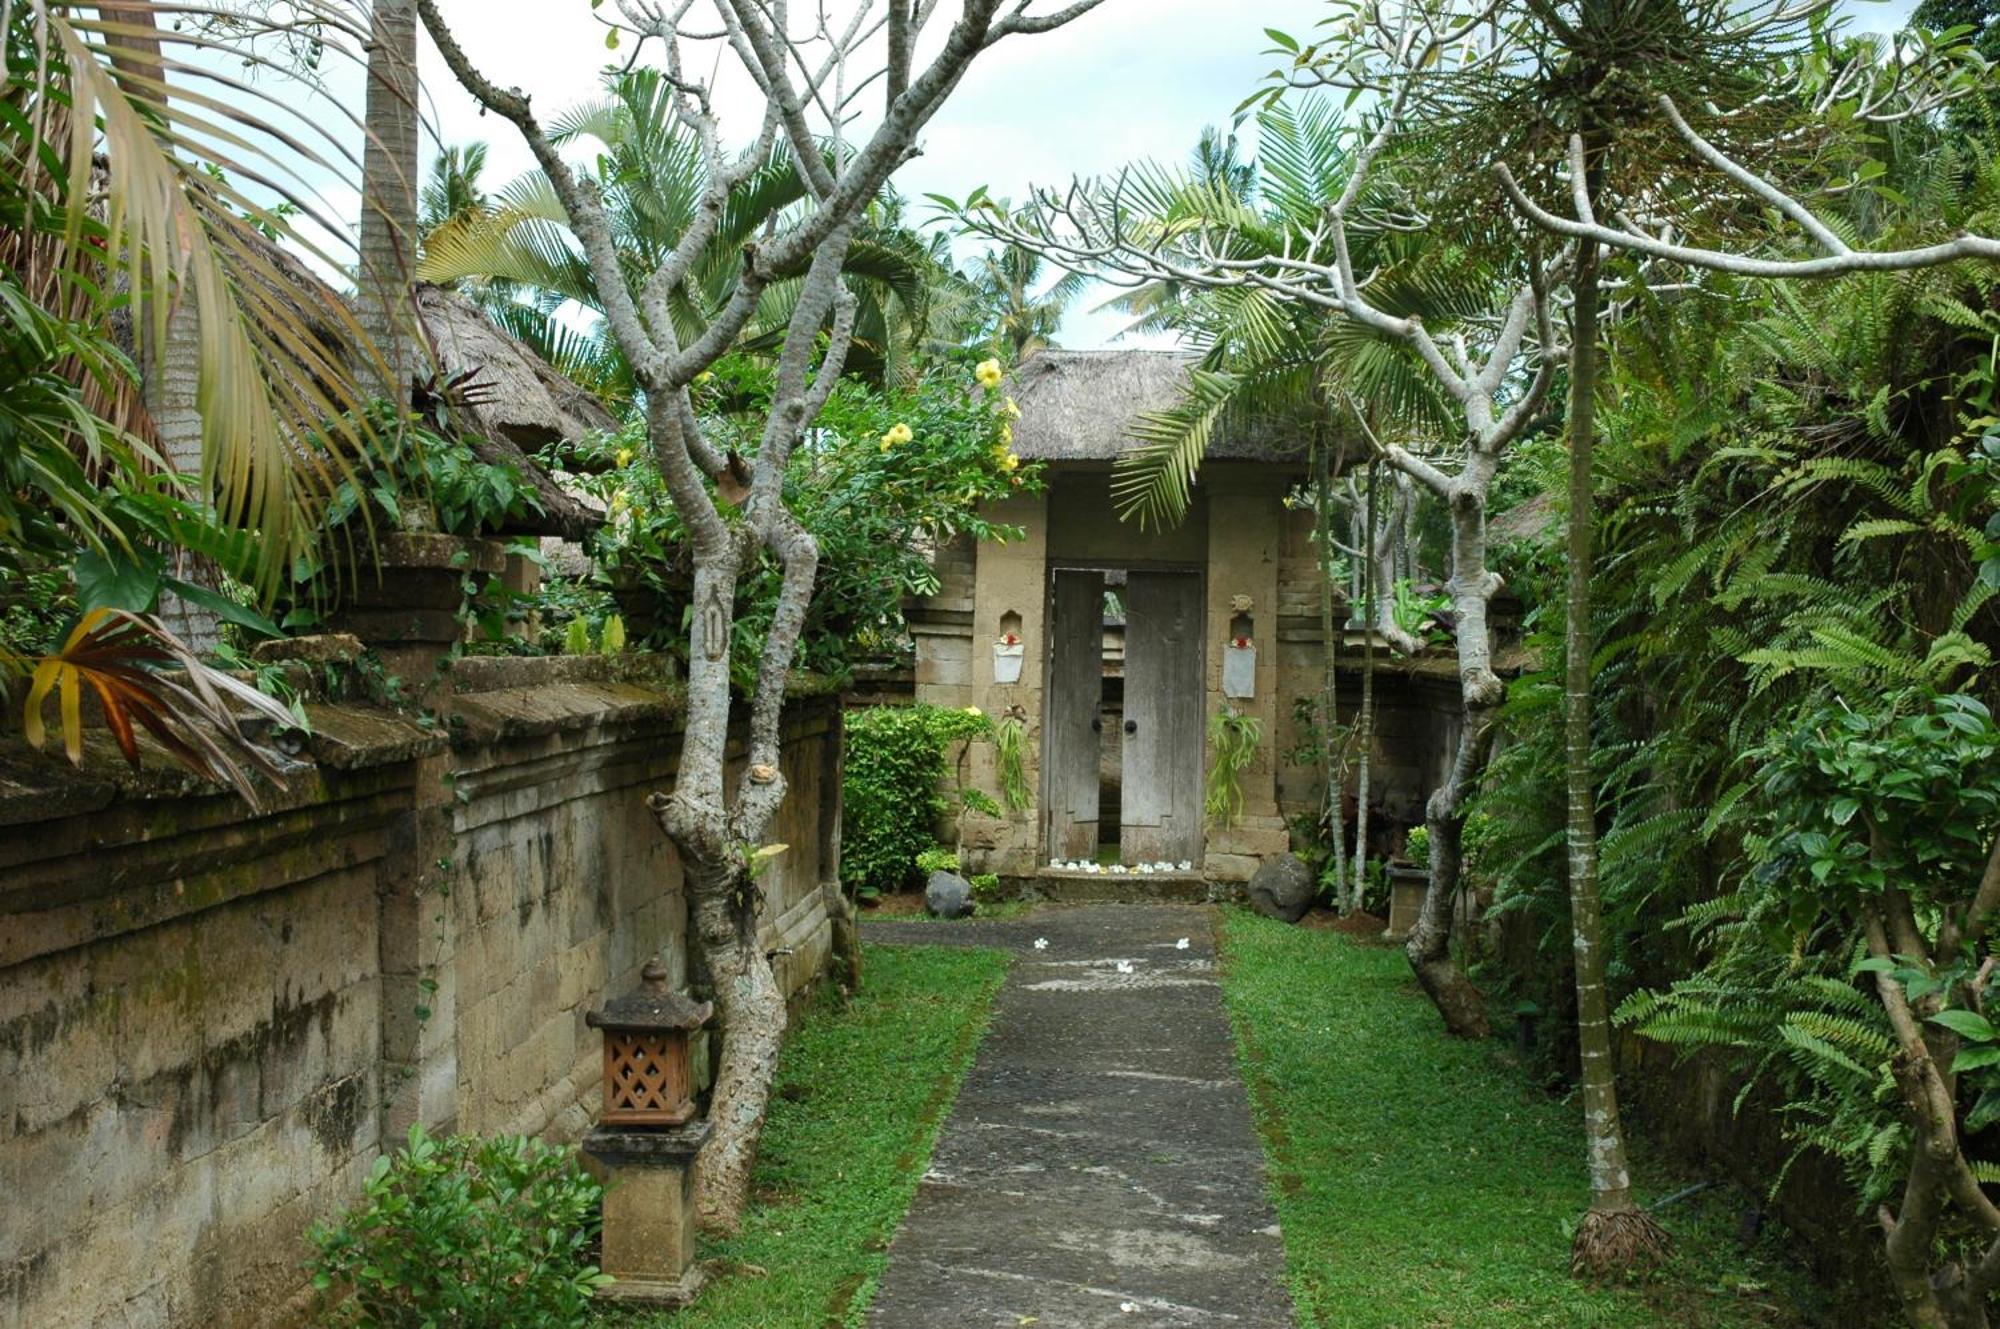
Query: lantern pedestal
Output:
[[583, 1120, 712, 1307]]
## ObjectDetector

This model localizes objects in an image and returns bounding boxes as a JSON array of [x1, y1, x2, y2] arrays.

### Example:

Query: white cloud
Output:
[[221, 0, 1935, 347]]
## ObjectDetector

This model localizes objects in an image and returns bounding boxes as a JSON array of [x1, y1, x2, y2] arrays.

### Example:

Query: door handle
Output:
[[1124, 719, 1138, 735]]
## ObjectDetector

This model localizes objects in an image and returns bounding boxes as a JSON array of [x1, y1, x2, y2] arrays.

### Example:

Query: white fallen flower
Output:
[[1034, 937, 1049, 950], [1176, 937, 1190, 950], [1115, 960, 1134, 974], [1110, 863, 1128, 874], [1177, 860, 1193, 872], [1120, 1302, 1139, 1313], [1136, 863, 1154, 874]]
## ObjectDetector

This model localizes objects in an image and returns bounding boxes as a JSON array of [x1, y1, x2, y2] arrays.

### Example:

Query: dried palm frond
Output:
[[15, 607, 298, 807]]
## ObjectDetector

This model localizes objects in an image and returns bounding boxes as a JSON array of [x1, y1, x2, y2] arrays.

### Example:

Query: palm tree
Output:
[[418, 69, 952, 403], [17, 3, 380, 589], [3, 2, 382, 791], [1100, 97, 1488, 532], [965, 240, 1090, 360], [421, 142, 492, 233]]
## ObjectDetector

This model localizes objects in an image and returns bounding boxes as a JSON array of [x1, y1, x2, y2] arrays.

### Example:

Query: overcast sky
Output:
[[256, 0, 1924, 351]]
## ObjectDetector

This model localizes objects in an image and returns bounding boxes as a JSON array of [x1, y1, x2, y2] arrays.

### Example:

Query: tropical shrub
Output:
[[842, 703, 993, 897], [317, 410, 545, 540], [915, 847, 960, 875], [307, 1126, 607, 1329]]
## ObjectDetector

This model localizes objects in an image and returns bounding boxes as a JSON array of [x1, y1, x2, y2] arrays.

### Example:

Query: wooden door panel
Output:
[[1122, 571, 1203, 864], [1043, 569, 1104, 860]]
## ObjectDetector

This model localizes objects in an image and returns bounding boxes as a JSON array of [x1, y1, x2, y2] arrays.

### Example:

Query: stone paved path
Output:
[[861, 904, 1294, 1329]]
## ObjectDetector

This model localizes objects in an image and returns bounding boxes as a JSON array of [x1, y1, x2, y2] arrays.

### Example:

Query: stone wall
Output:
[[0, 656, 838, 1329]]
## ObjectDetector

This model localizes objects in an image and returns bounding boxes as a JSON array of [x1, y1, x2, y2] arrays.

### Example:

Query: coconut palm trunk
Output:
[[1562, 210, 1667, 1275], [358, 0, 420, 405]]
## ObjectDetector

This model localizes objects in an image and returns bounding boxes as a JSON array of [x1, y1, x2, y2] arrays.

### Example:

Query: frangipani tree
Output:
[[414, 0, 1108, 1230]]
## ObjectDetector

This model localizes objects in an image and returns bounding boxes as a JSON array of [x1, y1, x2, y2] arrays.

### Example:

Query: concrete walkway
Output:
[[861, 904, 1294, 1329]]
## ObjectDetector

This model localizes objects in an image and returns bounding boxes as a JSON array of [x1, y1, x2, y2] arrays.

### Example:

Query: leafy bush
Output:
[[318, 407, 544, 540], [969, 872, 1003, 903], [915, 847, 960, 875], [308, 1126, 607, 1328], [1404, 825, 1430, 868], [842, 704, 993, 897]]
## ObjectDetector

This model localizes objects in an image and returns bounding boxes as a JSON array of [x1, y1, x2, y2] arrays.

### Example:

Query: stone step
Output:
[[1002, 873, 1241, 905]]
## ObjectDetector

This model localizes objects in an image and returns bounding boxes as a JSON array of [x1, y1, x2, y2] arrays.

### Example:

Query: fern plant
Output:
[[1204, 706, 1262, 828], [993, 713, 1031, 812]]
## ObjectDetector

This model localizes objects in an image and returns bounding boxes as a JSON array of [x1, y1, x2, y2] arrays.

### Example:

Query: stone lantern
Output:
[[586, 959, 711, 1126], [582, 959, 714, 1307]]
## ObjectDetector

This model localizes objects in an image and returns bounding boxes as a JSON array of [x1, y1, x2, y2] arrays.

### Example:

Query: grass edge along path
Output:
[[1216, 909, 1845, 1328], [613, 942, 1007, 1329]]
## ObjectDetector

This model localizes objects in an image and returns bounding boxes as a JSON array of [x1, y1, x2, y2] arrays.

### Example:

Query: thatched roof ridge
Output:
[[1007, 348, 1304, 464], [415, 284, 615, 540]]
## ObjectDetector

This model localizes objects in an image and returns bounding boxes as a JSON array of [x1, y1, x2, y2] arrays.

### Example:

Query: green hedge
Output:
[[841, 704, 991, 897]]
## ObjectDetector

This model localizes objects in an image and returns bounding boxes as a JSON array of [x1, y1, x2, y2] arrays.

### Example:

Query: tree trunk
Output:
[[1351, 460, 1379, 903], [358, 0, 420, 404], [1409, 716, 1492, 1038], [1405, 480, 1498, 1039], [1316, 444, 1349, 911], [1563, 226, 1666, 1276], [686, 861, 787, 1230]]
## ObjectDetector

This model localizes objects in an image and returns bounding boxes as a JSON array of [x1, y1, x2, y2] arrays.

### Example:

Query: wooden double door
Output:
[[1044, 567, 1204, 866]]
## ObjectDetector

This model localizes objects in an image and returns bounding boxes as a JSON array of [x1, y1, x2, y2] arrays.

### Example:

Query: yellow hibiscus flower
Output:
[[615, 448, 634, 468], [1002, 396, 1022, 421], [974, 358, 1004, 390]]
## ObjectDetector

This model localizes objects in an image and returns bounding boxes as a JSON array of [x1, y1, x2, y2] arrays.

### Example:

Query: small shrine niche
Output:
[[994, 609, 1025, 684], [1224, 604, 1256, 699]]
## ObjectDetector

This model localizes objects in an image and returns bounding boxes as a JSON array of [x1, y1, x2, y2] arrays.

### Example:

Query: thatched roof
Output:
[[1007, 349, 1305, 464], [415, 284, 614, 541], [1489, 490, 1557, 544]]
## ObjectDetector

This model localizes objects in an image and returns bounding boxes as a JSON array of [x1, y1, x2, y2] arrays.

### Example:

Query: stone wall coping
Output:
[[0, 649, 857, 827]]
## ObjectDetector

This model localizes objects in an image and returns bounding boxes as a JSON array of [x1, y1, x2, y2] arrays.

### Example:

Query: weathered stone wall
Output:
[[0, 656, 838, 1329]]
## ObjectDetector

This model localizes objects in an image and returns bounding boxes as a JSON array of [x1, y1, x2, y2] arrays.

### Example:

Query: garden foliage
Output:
[[307, 1126, 608, 1329], [842, 703, 995, 897], [548, 353, 1036, 683]]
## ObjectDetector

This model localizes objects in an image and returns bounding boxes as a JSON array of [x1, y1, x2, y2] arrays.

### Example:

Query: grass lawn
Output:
[[607, 942, 1006, 1329], [1217, 909, 1847, 1329]]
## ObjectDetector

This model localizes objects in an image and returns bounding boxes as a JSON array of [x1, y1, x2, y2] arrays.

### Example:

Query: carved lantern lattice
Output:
[[585, 959, 714, 1128]]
